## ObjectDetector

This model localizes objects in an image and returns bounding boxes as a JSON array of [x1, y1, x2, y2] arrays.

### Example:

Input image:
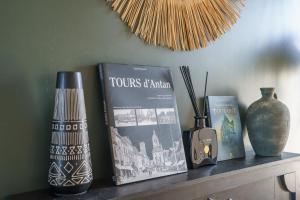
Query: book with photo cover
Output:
[[98, 63, 187, 185], [205, 96, 245, 161]]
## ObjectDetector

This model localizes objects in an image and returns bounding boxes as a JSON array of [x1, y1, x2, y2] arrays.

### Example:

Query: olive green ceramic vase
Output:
[[246, 88, 290, 156]]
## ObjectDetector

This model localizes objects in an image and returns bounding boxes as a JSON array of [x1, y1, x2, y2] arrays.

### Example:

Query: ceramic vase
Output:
[[246, 88, 290, 156], [48, 72, 93, 196]]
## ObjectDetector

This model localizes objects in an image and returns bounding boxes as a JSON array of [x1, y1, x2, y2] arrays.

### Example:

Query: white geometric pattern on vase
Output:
[[48, 86, 93, 191]]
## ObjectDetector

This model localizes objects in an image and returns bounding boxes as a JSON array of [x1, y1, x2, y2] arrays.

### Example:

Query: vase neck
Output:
[[56, 71, 83, 89], [260, 88, 275, 99]]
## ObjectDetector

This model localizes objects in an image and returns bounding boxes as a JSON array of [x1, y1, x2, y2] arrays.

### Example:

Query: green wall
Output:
[[1, 0, 300, 198]]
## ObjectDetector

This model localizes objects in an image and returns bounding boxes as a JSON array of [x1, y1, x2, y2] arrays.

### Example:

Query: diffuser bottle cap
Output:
[[194, 116, 207, 129]]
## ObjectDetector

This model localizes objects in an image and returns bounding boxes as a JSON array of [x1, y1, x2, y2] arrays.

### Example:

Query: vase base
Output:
[[255, 153, 282, 157], [50, 182, 92, 197], [54, 191, 87, 197]]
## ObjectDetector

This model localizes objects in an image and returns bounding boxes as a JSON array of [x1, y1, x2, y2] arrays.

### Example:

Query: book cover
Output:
[[206, 96, 245, 161], [99, 63, 187, 185]]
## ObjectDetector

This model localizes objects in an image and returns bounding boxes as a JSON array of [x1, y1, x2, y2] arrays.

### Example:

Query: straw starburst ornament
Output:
[[107, 0, 245, 51]]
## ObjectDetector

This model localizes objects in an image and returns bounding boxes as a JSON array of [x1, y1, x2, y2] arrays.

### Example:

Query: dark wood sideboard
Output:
[[10, 152, 300, 200]]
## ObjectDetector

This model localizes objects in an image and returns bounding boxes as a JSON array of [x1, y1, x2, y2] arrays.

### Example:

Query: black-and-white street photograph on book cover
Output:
[[99, 63, 187, 185]]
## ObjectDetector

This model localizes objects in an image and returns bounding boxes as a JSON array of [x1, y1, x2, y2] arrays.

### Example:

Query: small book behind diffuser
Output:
[[180, 66, 218, 169]]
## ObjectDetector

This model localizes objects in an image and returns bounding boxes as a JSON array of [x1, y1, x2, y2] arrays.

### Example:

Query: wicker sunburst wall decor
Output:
[[107, 0, 245, 51]]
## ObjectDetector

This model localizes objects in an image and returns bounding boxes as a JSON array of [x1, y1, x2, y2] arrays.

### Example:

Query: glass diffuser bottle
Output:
[[180, 67, 218, 169]]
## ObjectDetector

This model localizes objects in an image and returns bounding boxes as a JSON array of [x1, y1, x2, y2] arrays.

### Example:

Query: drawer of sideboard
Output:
[[199, 177, 274, 200]]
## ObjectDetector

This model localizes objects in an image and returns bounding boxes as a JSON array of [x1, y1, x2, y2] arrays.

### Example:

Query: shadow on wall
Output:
[[74, 64, 114, 180], [252, 35, 300, 153], [0, 55, 51, 197], [254, 35, 300, 73], [0, 61, 114, 199]]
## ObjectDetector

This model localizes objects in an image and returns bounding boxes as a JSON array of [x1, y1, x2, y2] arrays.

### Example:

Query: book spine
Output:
[[99, 65, 108, 126], [98, 64, 119, 185], [205, 96, 212, 128]]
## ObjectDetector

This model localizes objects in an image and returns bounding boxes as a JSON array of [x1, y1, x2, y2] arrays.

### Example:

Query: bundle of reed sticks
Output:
[[180, 66, 201, 117], [107, 0, 244, 51], [180, 66, 209, 120]]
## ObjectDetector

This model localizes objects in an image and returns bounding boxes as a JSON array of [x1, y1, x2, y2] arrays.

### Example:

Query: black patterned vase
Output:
[[48, 72, 93, 196]]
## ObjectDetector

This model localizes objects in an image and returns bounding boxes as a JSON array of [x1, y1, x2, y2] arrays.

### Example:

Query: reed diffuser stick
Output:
[[180, 66, 200, 117], [202, 72, 209, 117]]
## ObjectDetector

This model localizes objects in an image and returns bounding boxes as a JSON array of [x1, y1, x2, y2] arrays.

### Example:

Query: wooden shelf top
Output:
[[10, 152, 300, 200]]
